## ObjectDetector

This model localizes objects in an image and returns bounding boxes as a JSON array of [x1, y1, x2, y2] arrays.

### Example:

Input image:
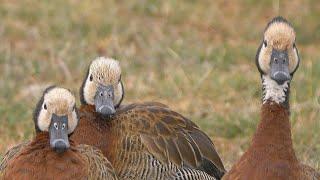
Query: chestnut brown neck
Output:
[[251, 101, 298, 161], [71, 104, 115, 159], [80, 105, 113, 128]]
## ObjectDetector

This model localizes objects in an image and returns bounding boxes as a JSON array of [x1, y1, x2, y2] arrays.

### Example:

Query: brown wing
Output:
[[77, 144, 118, 180], [0, 141, 29, 173], [123, 105, 225, 178]]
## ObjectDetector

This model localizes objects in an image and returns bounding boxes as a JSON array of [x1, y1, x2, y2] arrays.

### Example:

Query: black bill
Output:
[[49, 114, 70, 153], [94, 84, 116, 116], [270, 49, 291, 85]]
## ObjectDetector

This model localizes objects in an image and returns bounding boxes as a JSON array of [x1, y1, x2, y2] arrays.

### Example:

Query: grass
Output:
[[0, 0, 319, 170]]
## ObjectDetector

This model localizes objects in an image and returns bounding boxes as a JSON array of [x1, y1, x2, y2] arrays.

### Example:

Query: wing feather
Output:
[[77, 144, 118, 180], [121, 104, 226, 177], [0, 141, 29, 173]]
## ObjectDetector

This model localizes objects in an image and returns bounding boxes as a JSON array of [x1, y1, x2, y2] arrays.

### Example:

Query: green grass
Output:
[[0, 0, 319, 170]]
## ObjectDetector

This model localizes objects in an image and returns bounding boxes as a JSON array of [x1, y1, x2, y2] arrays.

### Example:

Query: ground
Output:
[[0, 0, 319, 170]]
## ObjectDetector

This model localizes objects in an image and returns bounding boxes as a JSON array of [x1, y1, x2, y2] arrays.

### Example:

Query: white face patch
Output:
[[114, 82, 123, 107], [37, 87, 78, 134], [38, 109, 51, 132], [258, 43, 272, 73], [262, 75, 289, 104], [83, 75, 96, 105], [68, 110, 78, 134], [258, 21, 299, 74], [83, 57, 123, 106], [291, 47, 299, 72]]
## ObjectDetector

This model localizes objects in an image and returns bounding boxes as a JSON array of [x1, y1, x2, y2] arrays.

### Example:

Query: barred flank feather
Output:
[[77, 144, 118, 180], [0, 141, 29, 173]]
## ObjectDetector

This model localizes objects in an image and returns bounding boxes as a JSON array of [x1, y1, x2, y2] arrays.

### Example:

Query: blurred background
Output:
[[0, 0, 319, 170]]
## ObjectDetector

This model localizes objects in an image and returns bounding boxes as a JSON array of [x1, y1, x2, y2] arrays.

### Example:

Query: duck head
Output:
[[33, 86, 78, 153], [80, 57, 124, 117]]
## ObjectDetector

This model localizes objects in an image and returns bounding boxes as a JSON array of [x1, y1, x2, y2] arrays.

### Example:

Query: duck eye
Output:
[[263, 40, 267, 47], [54, 122, 58, 129], [62, 123, 66, 129], [293, 43, 296, 48], [89, 74, 93, 81], [44, 104, 47, 110]]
